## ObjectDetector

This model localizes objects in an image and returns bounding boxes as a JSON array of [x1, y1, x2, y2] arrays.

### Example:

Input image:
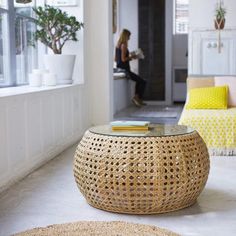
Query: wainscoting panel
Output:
[[27, 95, 43, 161], [63, 90, 73, 139], [0, 100, 7, 178], [41, 93, 55, 152], [72, 86, 82, 134], [53, 90, 64, 146], [7, 96, 27, 170], [189, 29, 236, 75], [0, 85, 91, 192]]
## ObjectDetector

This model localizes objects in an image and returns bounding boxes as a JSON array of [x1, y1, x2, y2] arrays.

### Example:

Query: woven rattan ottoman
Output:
[[74, 124, 210, 214]]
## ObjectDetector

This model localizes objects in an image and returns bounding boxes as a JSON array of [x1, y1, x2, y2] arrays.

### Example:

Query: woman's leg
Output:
[[126, 71, 146, 99]]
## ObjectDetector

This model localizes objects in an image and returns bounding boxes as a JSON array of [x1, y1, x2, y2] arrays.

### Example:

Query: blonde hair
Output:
[[117, 29, 131, 47]]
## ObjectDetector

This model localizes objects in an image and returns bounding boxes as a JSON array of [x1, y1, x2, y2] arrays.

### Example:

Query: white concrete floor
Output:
[[114, 105, 183, 124], [0, 144, 236, 236]]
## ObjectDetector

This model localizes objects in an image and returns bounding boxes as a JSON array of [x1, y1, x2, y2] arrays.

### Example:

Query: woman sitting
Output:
[[115, 29, 147, 107]]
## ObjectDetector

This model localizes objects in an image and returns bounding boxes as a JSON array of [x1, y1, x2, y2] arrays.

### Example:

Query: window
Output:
[[0, 0, 38, 87], [0, 1, 10, 86], [0, 17, 3, 82], [174, 0, 189, 34], [15, 1, 37, 85]]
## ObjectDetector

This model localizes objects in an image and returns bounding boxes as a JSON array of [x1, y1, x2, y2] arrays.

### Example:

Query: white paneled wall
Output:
[[189, 0, 236, 29], [0, 85, 91, 192], [188, 0, 236, 76], [189, 29, 236, 75]]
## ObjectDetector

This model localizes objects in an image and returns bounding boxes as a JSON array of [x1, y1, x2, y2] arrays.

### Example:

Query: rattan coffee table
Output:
[[74, 124, 210, 214]]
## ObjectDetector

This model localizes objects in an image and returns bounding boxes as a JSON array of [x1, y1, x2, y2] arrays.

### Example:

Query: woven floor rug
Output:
[[131, 106, 179, 118], [14, 221, 180, 236]]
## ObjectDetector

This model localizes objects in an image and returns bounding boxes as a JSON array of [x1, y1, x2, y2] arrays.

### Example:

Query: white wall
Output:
[[188, 0, 236, 75], [0, 85, 91, 192], [62, 1, 84, 84], [84, 0, 113, 125], [173, 34, 188, 68], [114, 0, 138, 73], [189, 0, 236, 29], [172, 34, 188, 102]]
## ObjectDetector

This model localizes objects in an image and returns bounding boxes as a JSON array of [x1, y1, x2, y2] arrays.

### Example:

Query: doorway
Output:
[[113, 0, 173, 107], [138, 0, 172, 105], [138, 0, 165, 101]]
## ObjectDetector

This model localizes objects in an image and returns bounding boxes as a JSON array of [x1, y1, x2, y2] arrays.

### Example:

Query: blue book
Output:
[[110, 120, 150, 127]]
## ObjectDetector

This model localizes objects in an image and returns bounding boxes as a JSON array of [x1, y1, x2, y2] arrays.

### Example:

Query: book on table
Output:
[[110, 120, 150, 131]]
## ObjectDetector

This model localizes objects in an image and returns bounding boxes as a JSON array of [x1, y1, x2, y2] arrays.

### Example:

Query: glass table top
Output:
[[89, 124, 195, 137]]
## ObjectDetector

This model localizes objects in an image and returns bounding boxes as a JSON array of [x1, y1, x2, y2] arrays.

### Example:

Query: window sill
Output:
[[0, 84, 81, 98]]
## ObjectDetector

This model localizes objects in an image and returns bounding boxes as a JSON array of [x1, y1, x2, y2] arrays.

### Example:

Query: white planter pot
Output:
[[44, 55, 76, 85], [43, 73, 57, 86]]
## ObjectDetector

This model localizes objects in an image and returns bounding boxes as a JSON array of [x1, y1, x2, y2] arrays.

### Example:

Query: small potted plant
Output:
[[214, 1, 226, 30], [33, 5, 84, 84]]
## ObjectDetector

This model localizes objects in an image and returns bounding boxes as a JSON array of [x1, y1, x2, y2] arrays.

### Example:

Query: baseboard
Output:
[[0, 134, 82, 194]]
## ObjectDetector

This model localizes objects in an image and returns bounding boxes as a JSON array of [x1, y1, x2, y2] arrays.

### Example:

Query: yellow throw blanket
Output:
[[178, 107, 236, 155]]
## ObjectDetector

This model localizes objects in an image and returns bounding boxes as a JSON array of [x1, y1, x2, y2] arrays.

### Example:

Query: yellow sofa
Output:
[[179, 76, 236, 156]]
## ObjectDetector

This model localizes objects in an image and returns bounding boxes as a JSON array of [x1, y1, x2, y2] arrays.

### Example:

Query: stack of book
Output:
[[110, 120, 150, 131]]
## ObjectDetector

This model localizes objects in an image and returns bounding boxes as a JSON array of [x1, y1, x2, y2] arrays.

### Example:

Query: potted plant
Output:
[[214, 1, 226, 30], [33, 5, 84, 84]]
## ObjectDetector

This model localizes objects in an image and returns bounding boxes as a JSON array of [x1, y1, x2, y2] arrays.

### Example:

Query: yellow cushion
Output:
[[186, 86, 228, 109]]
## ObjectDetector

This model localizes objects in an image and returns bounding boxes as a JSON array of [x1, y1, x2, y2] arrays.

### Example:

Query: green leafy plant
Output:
[[33, 5, 84, 54], [215, 1, 226, 21]]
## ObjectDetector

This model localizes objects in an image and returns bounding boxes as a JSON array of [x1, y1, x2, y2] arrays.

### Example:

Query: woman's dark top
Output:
[[116, 45, 130, 71]]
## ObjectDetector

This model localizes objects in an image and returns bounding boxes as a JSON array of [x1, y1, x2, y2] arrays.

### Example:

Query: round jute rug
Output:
[[14, 221, 180, 236]]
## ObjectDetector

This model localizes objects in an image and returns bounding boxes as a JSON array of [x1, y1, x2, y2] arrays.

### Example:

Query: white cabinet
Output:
[[189, 29, 236, 75]]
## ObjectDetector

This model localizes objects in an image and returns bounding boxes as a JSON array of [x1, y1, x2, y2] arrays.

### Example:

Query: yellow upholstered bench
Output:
[[179, 76, 236, 156]]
